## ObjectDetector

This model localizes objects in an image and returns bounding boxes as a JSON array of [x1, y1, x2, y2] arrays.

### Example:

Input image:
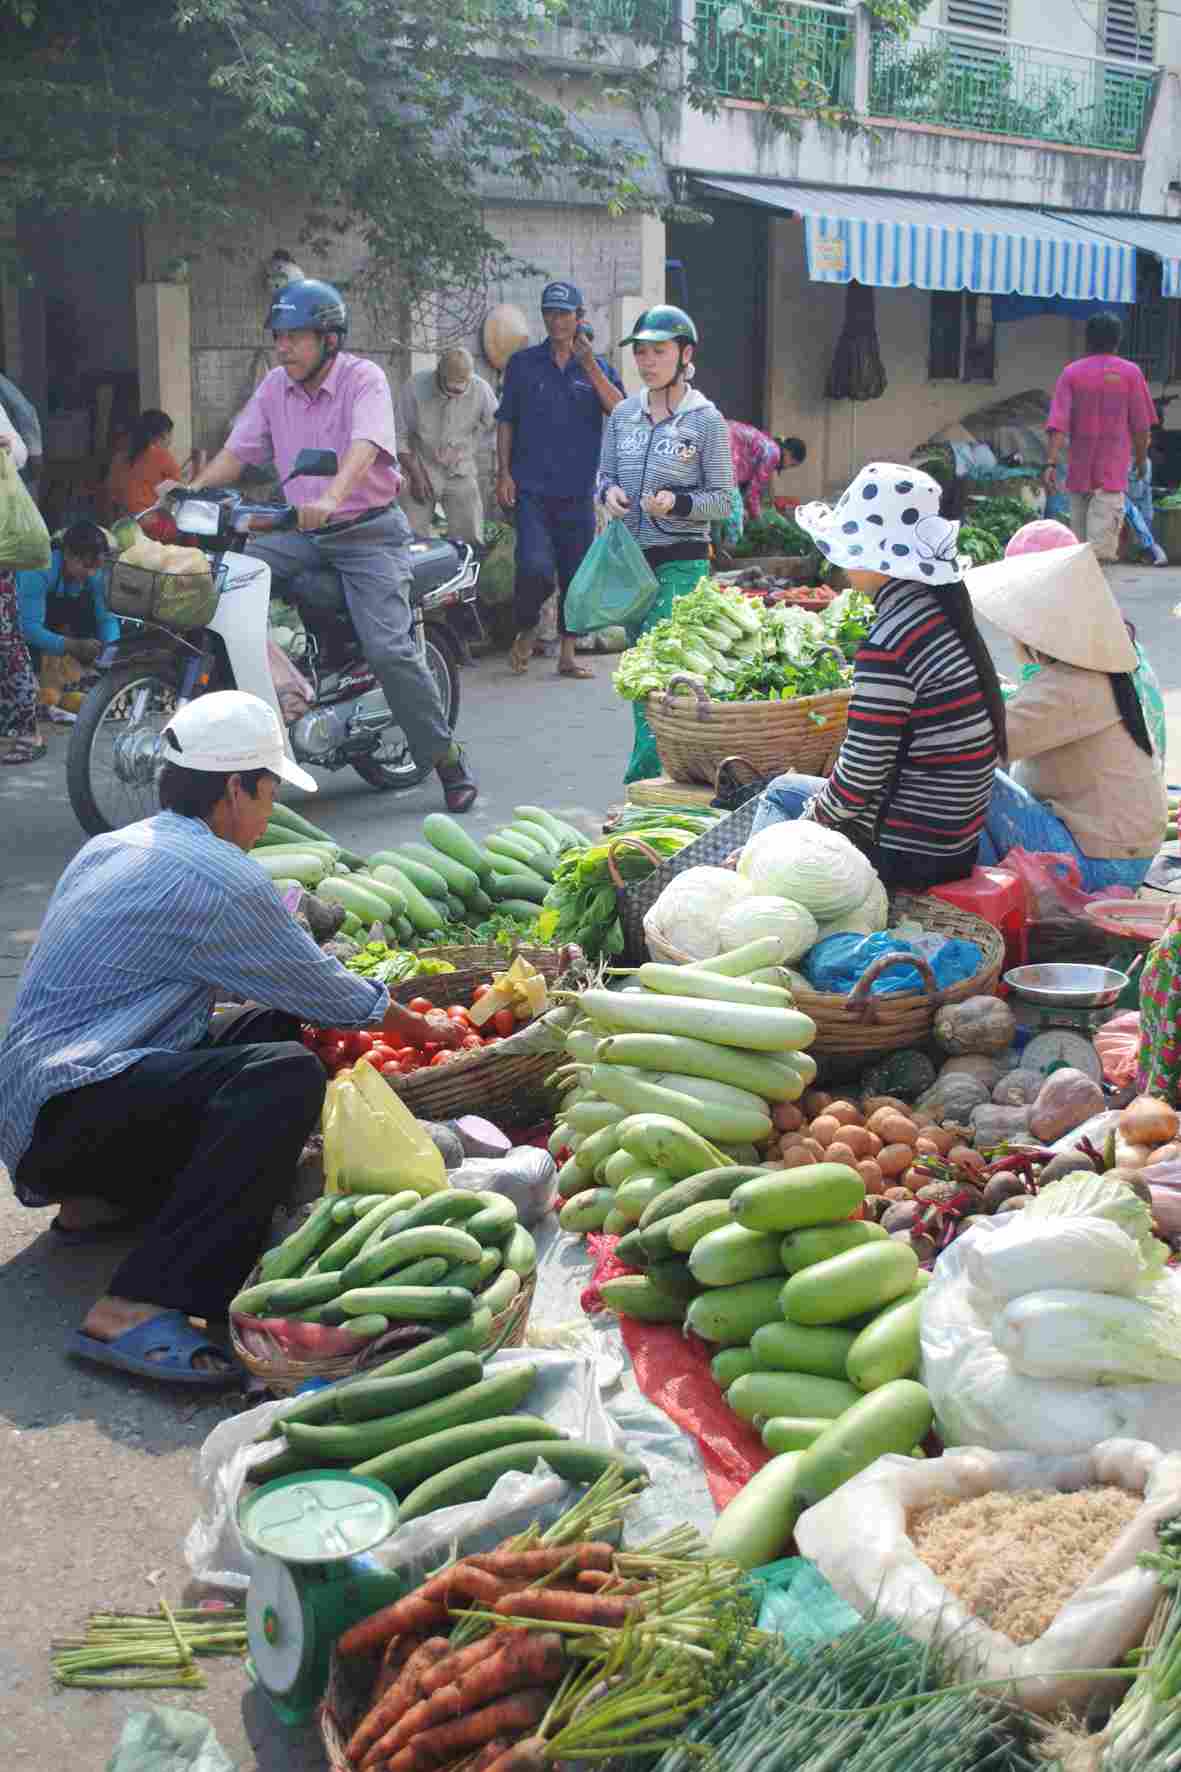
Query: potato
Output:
[[866, 1108, 918, 1146], [918, 1126, 956, 1156], [1120, 1096, 1180, 1149], [826, 1141, 859, 1168], [901, 1166, 929, 1192], [780, 1147, 822, 1171], [772, 1102, 805, 1135], [826, 1100, 864, 1128], [863, 1130, 882, 1158], [914, 1136, 943, 1159], [883, 1185, 914, 1203], [948, 1144, 986, 1177], [782, 1136, 825, 1163], [834, 1124, 874, 1160], [862, 1095, 912, 1119], [801, 1089, 834, 1119], [877, 1142, 915, 1179], [809, 1115, 843, 1150], [857, 1158, 884, 1195]]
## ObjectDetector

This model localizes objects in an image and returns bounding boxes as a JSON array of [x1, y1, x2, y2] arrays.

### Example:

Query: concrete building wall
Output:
[[764, 217, 1082, 496]]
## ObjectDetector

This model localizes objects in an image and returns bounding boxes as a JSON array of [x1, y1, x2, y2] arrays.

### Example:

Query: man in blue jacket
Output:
[[496, 281, 624, 681], [16, 520, 119, 671]]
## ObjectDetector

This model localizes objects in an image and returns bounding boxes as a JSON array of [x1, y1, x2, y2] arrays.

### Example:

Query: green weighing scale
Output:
[[239, 1470, 406, 1725]]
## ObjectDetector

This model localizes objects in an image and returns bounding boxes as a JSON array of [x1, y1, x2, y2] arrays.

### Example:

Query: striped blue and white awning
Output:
[[1051, 210, 1181, 297], [698, 179, 1137, 303]]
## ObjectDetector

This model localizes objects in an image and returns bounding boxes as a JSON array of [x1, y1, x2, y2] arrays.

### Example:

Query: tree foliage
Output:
[[1, 0, 919, 338]]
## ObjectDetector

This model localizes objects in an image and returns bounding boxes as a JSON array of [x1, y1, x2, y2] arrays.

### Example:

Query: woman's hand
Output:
[[641, 490, 676, 517], [603, 486, 630, 519]]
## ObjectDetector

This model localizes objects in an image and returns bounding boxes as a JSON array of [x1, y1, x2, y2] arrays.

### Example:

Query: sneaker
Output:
[[1153, 545, 1169, 567]]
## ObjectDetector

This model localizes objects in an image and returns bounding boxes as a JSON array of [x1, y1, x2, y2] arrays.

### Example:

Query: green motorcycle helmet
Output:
[[618, 304, 698, 347]]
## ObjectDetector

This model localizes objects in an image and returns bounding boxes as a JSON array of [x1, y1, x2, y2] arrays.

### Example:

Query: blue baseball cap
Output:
[[540, 280, 583, 312]]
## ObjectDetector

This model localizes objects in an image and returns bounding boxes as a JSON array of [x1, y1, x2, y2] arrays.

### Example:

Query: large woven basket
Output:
[[322, 1644, 378, 1771], [607, 803, 759, 965], [646, 672, 851, 786], [384, 946, 568, 1124], [792, 893, 1005, 1058], [230, 1271, 535, 1394]]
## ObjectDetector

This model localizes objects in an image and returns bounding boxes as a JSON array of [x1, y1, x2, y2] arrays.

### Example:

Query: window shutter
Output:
[[946, 0, 1008, 30], [1104, 0, 1155, 62]]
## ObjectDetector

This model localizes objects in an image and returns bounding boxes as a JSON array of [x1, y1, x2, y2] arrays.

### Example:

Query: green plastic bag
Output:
[[0, 452, 51, 570], [564, 518, 659, 634]]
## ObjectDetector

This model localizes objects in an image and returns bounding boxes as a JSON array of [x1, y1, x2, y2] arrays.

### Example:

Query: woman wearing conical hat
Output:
[[965, 524, 1166, 890]]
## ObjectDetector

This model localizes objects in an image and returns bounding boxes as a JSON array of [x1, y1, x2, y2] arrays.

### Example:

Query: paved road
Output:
[[0, 567, 1177, 1768]]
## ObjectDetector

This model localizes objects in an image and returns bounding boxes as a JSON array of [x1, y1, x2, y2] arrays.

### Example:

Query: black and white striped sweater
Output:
[[597, 387, 734, 554], [811, 579, 999, 888]]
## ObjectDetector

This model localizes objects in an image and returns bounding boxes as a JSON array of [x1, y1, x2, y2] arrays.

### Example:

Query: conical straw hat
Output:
[[965, 540, 1136, 673]]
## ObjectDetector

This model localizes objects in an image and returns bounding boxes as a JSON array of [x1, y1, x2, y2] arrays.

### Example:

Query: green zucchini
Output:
[[268, 802, 339, 846], [258, 1198, 339, 1281], [485, 834, 553, 879], [395, 841, 481, 902], [685, 1276, 783, 1346], [592, 1064, 771, 1145], [710, 1347, 757, 1389], [341, 1225, 483, 1290], [845, 1287, 925, 1391], [760, 1416, 832, 1454], [468, 888, 494, 916], [398, 1440, 647, 1523], [559, 1188, 615, 1233], [599, 1275, 685, 1322], [284, 1362, 539, 1463], [367, 849, 450, 901], [330, 1197, 358, 1224], [792, 1380, 934, 1510], [573, 1124, 620, 1176], [666, 1199, 733, 1254], [381, 1255, 450, 1288], [478, 1269, 521, 1316], [645, 1260, 700, 1304], [466, 1193, 519, 1245], [565, 1099, 627, 1136], [707, 1452, 803, 1571], [397, 1192, 487, 1231], [781, 1242, 919, 1327], [445, 893, 467, 921], [352, 1415, 567, 1492], [730, 1165, 865, 1235], [316, 877, 397, 925], [442, 1259, 486, 1292], [613, 1228, 649, 1269], [780, 1219, 889, 1275], [750, 1321, 857, 1382], [422, 813, 494, 881], [488, 873, 548, 906], [507, 818, 559, 854], [726, 1370, 861, 1424], [689, 1223, 781, 1287], [230, 1270, 342, 1317], [613, 1173, 675, 1225], [557, 1155, 593, 1202], [502, 1224, 537, 1279], [493, 899, 544, 920], [637, 1165, 757, 1229], [335, 1284, 474, 1323], [334, 1351, 484, 1422], [372, 864, 446, 935], [512, 806, 571, 846], [600, 1148, 645, 1190], [339, 1314, 389, 1340], [602, 1207, 631, 1235], [596, 1033, 804, 1104], [253, 849, 328, 888], [348, 873, 407, 918], [311, 1193, 420, 1274]]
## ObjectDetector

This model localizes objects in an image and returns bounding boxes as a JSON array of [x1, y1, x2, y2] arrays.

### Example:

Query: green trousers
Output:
[[623, 556, 710, 785]]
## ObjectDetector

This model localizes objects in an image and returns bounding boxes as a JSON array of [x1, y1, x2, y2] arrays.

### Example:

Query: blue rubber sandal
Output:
[[69, 1311, 240, 1389]]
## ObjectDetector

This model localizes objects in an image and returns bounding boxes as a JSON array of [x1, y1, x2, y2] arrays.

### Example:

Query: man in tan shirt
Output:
[[397, 348, 497, 544]]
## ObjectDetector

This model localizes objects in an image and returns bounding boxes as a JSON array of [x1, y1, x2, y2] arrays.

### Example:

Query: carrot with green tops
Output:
[[492, 1589, 637, 1628], [471, 1741, 549, 1772], [370, 1631, 427, 1711], [419, 1630, 516, 1698], [384, 1688, 551, 1772], [466, 1544, 614, 1581], [574, 1570, 613, 1593], [348, 1637, 451, 1765], [341, 1564, 508, 1657], [368, 1634, 564, 1764]]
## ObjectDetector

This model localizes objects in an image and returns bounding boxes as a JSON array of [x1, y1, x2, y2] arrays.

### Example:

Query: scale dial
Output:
[[247, 1553, 311, 1699], [1022, 1028, 1103, 1083]]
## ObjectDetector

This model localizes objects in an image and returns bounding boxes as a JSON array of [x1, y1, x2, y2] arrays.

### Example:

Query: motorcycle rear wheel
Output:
[[351, 626, 461, 793], [67, 665, 181, 835]]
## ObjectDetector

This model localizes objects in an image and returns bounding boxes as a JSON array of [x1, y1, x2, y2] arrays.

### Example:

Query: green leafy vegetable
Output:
[[536, 830, 698, 959]]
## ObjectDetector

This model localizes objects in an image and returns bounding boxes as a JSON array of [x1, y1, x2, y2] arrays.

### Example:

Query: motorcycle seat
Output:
[[279, 537, 464, 612]]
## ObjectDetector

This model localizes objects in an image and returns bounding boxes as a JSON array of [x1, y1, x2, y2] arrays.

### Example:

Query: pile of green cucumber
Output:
[[251, 803, 587, 943], [249, 1323, 645, 1522], [231, 1185, 538, 1349]]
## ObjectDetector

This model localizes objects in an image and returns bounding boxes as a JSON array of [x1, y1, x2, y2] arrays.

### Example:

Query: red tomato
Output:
[[399, 1056, 423, 1073], [408, 997, 435, 1016], [445, 1005, 472, 1024], [380, 1061, 403, 1080], [422, 1042, 440, 1058], [472, 983, 492, 1001], [368, 1043, 399, 1066], [430, 1051, 457, 1067], [493, 1008, 516, 1038], [460, 1033, 483, 1050]]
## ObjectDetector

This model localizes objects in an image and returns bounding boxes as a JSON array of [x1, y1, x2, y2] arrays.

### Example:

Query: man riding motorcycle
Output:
[[167, 279, 478, 811]]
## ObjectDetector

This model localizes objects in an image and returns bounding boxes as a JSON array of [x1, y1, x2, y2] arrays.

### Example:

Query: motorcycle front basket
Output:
[[108, 561, 218, 629]]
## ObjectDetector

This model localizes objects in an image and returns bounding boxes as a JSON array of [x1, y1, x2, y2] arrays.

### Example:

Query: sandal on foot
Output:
[[559, 662, 595, 680], [509, 632, 535, 674], [438, 748, 478, 814], [1, 737, 47, 765], [69, 1310, 240, 1389]]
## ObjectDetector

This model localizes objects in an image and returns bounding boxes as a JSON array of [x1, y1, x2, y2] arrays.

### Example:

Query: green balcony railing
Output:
[[493, 0, 675, 38], [695, 0, 854, 108], [869, 22, 1156, 152]]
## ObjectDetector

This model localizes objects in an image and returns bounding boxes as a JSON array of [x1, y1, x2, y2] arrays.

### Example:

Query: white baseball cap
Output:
[[163, 690, 318, 792]]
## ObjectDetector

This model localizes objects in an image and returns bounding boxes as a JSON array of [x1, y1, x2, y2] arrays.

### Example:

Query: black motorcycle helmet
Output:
[[267, 278, 349, 340]]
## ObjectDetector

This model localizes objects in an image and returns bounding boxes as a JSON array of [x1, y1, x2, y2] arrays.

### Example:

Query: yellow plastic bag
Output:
[[322, 1061, 448, 1196]]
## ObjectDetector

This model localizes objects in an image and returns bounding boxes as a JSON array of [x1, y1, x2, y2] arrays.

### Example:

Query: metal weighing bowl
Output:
[[1002, 962, 1129, 1009]]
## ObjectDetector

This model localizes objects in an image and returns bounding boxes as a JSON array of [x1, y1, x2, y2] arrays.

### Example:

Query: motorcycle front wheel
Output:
[[67, 666, 181, 835], [352, 626, 461, 793]]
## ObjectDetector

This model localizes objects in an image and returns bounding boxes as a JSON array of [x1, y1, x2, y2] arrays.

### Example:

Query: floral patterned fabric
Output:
[[0, 569, 38, 740], [1136, 927, 1181, 1106]]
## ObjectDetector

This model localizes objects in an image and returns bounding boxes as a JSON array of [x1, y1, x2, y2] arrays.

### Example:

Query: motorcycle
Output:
[[67, 448, 482, 835]]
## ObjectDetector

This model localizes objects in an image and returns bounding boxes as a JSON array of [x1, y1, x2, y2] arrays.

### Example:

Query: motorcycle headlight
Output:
[[175, 499, 221, 537]]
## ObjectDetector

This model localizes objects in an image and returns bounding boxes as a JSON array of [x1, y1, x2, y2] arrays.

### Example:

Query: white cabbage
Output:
[[994, 1284, 1181, 1385], [1024, 1173, 1167, 1283], [716, 895, 818, 963], [644, 866, 752, 960], [964, 1215, 1148, 1302], [813, 874, 890, 942], [738, 822, 874, 919]]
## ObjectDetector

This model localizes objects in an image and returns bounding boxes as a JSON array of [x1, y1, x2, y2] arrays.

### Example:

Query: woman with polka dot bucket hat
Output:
[[747, 462, 1007, 890]]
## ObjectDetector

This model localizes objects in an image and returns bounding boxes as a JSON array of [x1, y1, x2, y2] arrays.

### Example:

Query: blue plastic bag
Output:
[[803, 931, 982, 996], [563, 519, 659, 634]]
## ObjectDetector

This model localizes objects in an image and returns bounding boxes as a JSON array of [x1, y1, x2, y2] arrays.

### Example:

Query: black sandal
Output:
[[438, 748, 478, 814]]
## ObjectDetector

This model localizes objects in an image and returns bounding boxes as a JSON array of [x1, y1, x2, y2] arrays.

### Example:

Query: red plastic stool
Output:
[[929, 866, 1028, 975]]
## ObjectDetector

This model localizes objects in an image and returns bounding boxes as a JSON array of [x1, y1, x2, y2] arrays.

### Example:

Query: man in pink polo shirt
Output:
[[176, 280, 477, 810], [1044, 311, 1157, 565]]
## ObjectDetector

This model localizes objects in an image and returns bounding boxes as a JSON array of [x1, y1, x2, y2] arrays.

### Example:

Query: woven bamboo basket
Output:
[[792, 893, 1005, 1058], [607, 804, 759, 965], [322, 1646, 375, 1771], [383, 946, 569, 1124], [230, 1270, 535, 1394], [646, 671, 851, 786]]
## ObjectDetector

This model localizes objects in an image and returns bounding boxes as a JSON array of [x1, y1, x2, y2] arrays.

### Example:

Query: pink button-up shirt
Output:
[[227, 353, 402, 518], [1046, 354, 1157, 494]]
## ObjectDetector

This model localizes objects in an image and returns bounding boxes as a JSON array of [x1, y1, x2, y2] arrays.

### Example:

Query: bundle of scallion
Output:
[[51, 1599, 247, 1689], [1101, 1514, 1181, 1770]]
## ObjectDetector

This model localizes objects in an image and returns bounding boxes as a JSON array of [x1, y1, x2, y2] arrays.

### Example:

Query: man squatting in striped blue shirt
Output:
[[0, 691, 467, 1387]]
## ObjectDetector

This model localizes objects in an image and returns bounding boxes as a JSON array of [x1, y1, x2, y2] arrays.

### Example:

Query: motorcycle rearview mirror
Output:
[[285, 448, 338, 481]]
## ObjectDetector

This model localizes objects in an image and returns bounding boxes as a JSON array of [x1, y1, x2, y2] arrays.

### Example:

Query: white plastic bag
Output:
[[962, 1214, 1146, 1302], [920, 1220, 1181, 1455], [994, 1285, 1181, 1385], [795, 1438, 1181, 1713]]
